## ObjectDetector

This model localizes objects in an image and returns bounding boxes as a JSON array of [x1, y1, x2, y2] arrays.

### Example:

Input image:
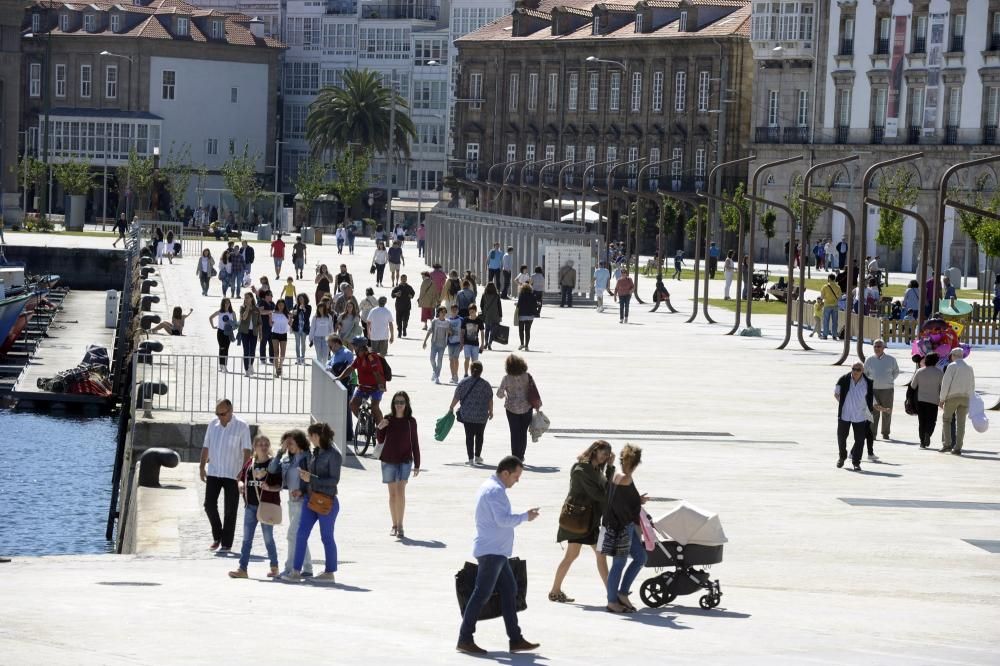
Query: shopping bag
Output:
[[492, 324, 510, 345], [529, 410, 550, 442], [435, 411, 455, 441], [454, 558, 528, 620]]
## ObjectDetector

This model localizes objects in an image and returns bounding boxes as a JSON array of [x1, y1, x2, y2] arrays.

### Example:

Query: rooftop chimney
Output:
[[248, 16, 265, 38]]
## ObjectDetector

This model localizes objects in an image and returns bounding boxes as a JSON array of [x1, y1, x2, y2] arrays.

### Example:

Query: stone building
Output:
[[451, 0, 753, 247], [18, 0, 283, 221], [1, 2, 25, 225], [749, 0, 1000, 274]]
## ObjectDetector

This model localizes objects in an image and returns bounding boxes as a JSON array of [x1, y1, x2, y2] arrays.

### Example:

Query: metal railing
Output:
[[985, 126, 998, 145], [836, 126, 850, 144], [949, 35, 964, 52], [871, 125, 885, 144], [945, 125, 959, 145], [755, 126, 781, 144], [912, 36, 926, 53], [360, 1, 439, 19], [838, 38, 853, 56], [876, 37, 890, 54], [908, 126, 921, 144], [783, 126, 809, 143], [134, 353, 311, 421]]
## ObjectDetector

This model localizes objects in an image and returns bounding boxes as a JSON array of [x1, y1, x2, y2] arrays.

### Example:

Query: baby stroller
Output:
[[750, 270, 769, 301], [639, 502, 727, 610]]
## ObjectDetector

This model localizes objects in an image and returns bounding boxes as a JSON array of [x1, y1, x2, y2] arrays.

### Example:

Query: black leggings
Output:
[[916, 401, 938, 445], [375, 263, 386, 283], [216, 329, 231, 367], [518, 319, 533, 347], [506, 410, 532, 461], [464, 421, 486, 460], [259, 329, 272, 362], [240, 333, 256, 371], [396, 308, 410, 336], [619, 294, 632, 320]]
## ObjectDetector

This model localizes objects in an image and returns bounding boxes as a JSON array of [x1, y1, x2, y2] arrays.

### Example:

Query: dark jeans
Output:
[[204, 476, 239, 548], [240, 333, 256, 372], [488, 268, 501, 290], [837, 419, 867, 466], [533, 290, 543, 315], [517, 319, 533, 348], [375, 263, 386, 284], [506, 409, 532, 461], [259, 328, 272, 363], [396, 307, 410, 336], [417, 239, 425, 257], [502, 270, 511, 298], [464, 421, 486, 459], [560, 285, 573, 307], [458, 554, 523, 645], [483, 321, 497, 348], [916, 400, 938, 446], [216, 330, 231, 368], [619, 293, 631, 320], [707, 257, 718, 280]]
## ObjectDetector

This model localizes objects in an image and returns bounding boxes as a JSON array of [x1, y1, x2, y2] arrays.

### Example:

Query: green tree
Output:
[[760, 208, 777, 261], [785, 174, 831, 242], [161, 143, 193, 220], [305, 69, 417, 157], [721, 182, 749, 233], [14, 155, 47, 210], [874, 167, 919, 252], [52, 160, 95, 195], [328, 149, 371, 225], [293, 156, 329, 227], [221, 145, 263, 222], [117, 149, 158, 214], [953, 176, 1000, 301], [686, 203, 708, 240]]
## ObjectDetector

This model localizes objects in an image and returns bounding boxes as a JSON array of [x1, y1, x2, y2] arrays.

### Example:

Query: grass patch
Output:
[[706, 298, 791, 316]]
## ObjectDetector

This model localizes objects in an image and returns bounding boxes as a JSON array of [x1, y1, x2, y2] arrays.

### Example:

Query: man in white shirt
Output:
[[200, 399, 251, 551], [940, 348, 976, 455], [365, 296, 395, 356], [824, 239, 835, 269], [501, 247, 514, 299], [593, 262, 611, 312], [863, 339, 899, 460]]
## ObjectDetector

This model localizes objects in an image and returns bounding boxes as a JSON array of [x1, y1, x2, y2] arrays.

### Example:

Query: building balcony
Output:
[[945, 125, 958, 145], [755, 126, 781, 144], [783, 126, 809, 143], [949, 35, 964, 52], [836, 126, 850, 144], [326, 0, 357, 14], [875, 37, 890, 55], [838, 38, 853, 56], [360, 1, 439, 20], [991, 34, 1000, 51], [907, 126, 921, 144], [871, 125, 885, 144], [911, 36, 926, 54], [986, 126, 998, 145]]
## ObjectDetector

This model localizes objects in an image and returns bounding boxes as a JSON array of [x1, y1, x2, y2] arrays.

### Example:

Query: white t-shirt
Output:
[[215, 311, 234, 331], [270, 312, 290, 334], [366, 306, 394, 341], [202, 416, 251, 479], [593, 268, 611, 291]]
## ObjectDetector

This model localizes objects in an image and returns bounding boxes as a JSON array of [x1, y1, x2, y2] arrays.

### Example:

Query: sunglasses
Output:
[[215, 410, 231, 417], [393, 400, 407, 405], [851, 367, 864, 372]]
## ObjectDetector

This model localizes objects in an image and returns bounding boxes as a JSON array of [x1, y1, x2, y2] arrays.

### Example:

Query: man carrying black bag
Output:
[[457, 456, 540, 655]]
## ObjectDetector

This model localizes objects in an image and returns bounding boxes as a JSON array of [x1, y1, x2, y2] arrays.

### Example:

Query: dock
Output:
[[11, 290, 116, 411]]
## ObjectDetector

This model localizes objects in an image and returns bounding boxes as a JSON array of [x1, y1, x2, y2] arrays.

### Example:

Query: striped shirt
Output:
[[202, 416, 251, 479], [836, 378, 870, 423]]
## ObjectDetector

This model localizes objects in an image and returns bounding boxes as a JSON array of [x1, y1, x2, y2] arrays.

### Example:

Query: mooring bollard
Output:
[[137, 448, 180, 488]]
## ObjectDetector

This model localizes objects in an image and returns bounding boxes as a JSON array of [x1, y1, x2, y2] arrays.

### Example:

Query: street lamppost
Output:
[[99, 51, 135, 111], [24, 12, 54, 218]]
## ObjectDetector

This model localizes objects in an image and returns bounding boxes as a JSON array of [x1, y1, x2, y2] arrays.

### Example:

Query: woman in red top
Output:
[[375, 391, 421, 540], [614, 269, 636, 324]]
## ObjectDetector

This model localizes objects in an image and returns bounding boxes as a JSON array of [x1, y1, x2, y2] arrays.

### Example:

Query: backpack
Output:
[[379, 355, 392, 382]]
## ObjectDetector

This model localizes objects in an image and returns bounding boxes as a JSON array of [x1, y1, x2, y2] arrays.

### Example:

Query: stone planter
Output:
[[67, 194, 86, 231]]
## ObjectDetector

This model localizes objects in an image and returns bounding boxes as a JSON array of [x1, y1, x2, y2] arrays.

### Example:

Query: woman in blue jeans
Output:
[[600, 444, 647, 613], [287, 422, 342, 582], [229, 435, 282, 579]]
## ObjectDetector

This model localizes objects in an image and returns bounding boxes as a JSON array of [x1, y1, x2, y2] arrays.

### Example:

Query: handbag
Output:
[[455, 558, 527, 620], [526, 374, 542, 410], [308, 491, 334, 515], [492, 324, 510, 345], [455, 378, 483, 423], [558, 498, 592, 535], [254, 479, 282, 526], [904, 383, 918, 416], [370, 263, 377, 274]]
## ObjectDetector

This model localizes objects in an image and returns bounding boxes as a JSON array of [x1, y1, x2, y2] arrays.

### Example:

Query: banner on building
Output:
[[886, 16, 908, 138], [924, 13, 947, 135]]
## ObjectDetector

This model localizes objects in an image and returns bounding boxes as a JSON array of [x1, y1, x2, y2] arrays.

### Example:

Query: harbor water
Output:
[[0, 411, 118, 557]]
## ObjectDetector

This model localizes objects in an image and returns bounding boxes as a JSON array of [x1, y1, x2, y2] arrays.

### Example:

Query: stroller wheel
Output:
[[699, 593, 721, 609], [640, 578, 675, 608]]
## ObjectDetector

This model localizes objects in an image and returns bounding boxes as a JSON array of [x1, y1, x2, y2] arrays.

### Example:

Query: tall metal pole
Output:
[[272, 138, 280, 228], [386, 68, 396, 230], [39, 17, 52, 219], [535, 158, 571, 220]]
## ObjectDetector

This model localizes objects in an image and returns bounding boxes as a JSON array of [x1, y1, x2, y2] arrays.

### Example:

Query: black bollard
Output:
[[134, 381, 168, 406], [140, 266, 156, 279], [137, 448, 180, 488], [140, 295, 160, 311], [140, 314, 161, 331], [140, 279, 158, 294]]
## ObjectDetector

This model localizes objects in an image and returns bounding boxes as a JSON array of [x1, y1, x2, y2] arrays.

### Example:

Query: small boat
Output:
[[0, 293, 31, 358]]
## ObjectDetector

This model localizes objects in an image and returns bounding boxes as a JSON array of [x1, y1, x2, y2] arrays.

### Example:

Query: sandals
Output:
[[390, 526, 397, 537], [605, 602, 630, 614], [548, 591, 575, 603], [617, 593, 637, 612]]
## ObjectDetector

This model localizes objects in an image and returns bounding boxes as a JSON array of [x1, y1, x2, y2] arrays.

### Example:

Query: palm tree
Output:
[[306, 69, 416, 158]]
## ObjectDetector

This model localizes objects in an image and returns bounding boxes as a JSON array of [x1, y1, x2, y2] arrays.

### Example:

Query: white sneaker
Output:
[[466, 458, 473, 466], [313, 572, 336, 582], [474, 456, 484, 465], [868, 454, 880, 462]]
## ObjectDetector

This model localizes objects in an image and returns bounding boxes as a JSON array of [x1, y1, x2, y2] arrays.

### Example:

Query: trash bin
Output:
[[302, 227, 315, 244], [313, 228, 323, 246], [256, 223, 272, 241], [105, 290, 119, 328]]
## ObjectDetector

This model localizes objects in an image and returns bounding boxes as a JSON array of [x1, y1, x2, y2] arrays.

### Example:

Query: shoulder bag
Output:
[[254, 468, 283, 526], [526, 374, 542, 410], [455, 378, 484, 423], [308, 490, 333, 515], [558, 468, 592, 535]]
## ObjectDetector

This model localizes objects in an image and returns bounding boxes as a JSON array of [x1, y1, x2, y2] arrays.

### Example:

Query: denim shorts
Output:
[[381, 461, 412, 483], [463, 344, 480, 361], [448, 342, 462, 359]]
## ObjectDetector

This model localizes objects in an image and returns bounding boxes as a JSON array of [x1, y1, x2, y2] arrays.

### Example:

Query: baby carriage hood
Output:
[[653, 502, 728, 546]]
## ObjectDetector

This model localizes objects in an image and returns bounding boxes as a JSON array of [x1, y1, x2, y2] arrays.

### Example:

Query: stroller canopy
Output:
[[653, 502, 728, 546]]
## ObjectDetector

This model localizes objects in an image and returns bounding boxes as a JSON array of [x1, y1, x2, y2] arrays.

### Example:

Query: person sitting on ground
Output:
[[149, 307, 193, 335]]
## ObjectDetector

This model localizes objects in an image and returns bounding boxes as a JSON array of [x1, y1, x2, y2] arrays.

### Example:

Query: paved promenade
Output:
[[0, 228, 998, 664]]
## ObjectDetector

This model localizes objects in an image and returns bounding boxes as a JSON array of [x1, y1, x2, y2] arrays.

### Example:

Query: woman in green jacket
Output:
[[548, 440, 614, 603]]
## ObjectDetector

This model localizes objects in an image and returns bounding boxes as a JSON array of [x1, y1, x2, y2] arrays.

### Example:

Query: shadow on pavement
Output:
[[399, 537, 446, 549], [664, 605, 751, 619], [576, 604, 690, 629], [855, 469, 903, 478], [489, 652, 549, 665], [522, 465, 560, 474]]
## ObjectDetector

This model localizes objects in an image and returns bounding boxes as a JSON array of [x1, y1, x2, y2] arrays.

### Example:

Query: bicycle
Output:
[[353, 395, 376, 457]]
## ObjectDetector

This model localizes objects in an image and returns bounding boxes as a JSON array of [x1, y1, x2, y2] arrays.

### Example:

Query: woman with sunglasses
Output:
[[375, 391, 421, 539], [229, 435, 282, 579]]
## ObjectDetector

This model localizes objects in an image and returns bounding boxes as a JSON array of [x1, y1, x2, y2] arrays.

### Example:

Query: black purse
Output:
[[455, 377, 483, 423], [455, 558, 527, 619]]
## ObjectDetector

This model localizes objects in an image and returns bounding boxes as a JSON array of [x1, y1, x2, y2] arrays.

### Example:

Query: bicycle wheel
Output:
[[353, 408, 372, 457]]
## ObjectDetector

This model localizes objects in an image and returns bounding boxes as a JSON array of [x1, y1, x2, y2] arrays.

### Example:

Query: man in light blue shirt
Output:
[[593, 262, 611, 313], [326, 335, 355, 443], [487, 242, 504, 291], [457, 456, 540, 655]]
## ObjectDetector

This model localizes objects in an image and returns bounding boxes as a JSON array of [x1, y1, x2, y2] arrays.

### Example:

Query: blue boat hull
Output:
[[0, 294, 31, 346]]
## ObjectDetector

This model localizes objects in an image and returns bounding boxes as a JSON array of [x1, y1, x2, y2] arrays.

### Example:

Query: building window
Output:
[[912, 15, 927, 53], [322, 23, 356, 56], [695, 148, 706, 177], [797, 90, 808, 126], [546, 144, 556, 162], [287, 17, 323, 50], [80, 64, 92, 98], [29, 63, 41, 97], [678, 10, 687, 32], [873, 87, 888, 128], [358, 27, 410, 60], [630, 72, 642, 112], [876, 17, 891, 54], [565, 145, 576, 163], [84, 14, 95, 31], [509, 72, 519, 112], [283, 103, 309, 139], [415, 123, 445, 151], [59, 13, 69, 32], [697, 71, 710, 112], [283, 62, 320, 96], [609, 71, 621, 111], [947, 86, 961, 127], [228, 139, 235, 155], [211, 20, 223, 39], [649, 147, 660, 182], [592, 16, 599, 35], [635, 14, 643, 33], [177, 17, 189, 36], [414, 81, 446, 110], [674, 70, 686, 112], [527, 73, 538, 111], [206, 138, 218, 156], [836, 88, 851, 128], [588, 72, 599, 111], [767, 90, 779, 126], [652, 71, 663, 112], [32, 13, 40, 33], [606, 146, 617, 163], [414, 36, 447, 66], [671, 147, 682, 177], [567, 71, 578, 111], [525, 143, 536, 164], [110, 13, 120, 32], [28, 126, 39, 156], [465, 143, 480, 178], [105, 65, 118, 99], [839, 17, 854, 55], [992, 11, 1000, 51], [54, 63, 65, 98], [162, 70, 175, 100], [627, 146, 639, 183], [950, 13, 965, 52], [506, 143, 517, 162], [547, 73, 558, 112], [469, 72, 483, 109], [909, 87, 924, 128], [585, 144, 595, 164]]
